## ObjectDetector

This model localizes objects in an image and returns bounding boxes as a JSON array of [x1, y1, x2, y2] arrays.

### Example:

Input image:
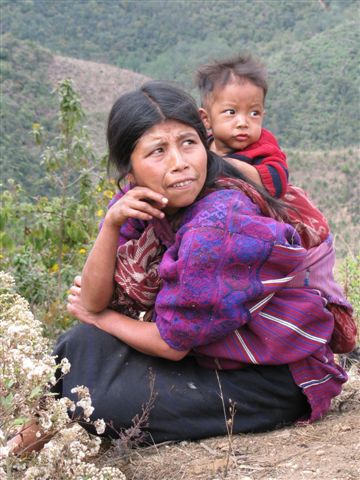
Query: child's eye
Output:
[[250, 111, 260, 117], [223, 109, 235, 115]]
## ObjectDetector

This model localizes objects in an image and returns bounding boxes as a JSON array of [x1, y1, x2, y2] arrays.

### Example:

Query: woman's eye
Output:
[[183, 139, 195, 146], [146, 147, 163, 158], [151, 147, 164, 155]]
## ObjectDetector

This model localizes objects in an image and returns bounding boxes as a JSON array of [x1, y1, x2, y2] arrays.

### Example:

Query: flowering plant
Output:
[[0, 272, 125, 479]]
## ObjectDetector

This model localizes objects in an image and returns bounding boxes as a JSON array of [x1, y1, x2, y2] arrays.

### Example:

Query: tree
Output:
[[1, 80, 114, 334]]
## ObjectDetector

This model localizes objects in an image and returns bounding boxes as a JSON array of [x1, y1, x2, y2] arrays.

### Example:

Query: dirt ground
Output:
[[108, 365, 360, 480]]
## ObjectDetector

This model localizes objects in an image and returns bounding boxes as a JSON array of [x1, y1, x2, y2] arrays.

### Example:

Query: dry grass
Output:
[[98, 364, 360, 480]]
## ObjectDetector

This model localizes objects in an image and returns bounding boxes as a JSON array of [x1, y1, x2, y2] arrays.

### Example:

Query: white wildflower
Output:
[[38, 412, 52, 432], [94, 418, 106, 435], [0, 273, 126, 479], [71, 385, 89, 398], [60, 357, 71, 375], [76, 398, 94, 419], [0, 445, 10, 459]]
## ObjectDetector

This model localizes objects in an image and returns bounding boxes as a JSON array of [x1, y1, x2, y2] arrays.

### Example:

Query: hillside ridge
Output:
[[48, 55, 150, 115], [47, 55, 150, 153]]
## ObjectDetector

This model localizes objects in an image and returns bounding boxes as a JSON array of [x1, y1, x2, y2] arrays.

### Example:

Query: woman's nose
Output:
[[168, 148, 188, 171]]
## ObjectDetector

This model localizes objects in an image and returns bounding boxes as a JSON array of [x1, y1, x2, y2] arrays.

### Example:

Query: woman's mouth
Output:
[[169, 179, 194, 189]]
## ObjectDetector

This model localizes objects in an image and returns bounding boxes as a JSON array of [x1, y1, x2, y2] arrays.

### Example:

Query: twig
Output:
[[107, 368, 158, 458], [199, 441, 219, 456], [215, 370, 237, 478]]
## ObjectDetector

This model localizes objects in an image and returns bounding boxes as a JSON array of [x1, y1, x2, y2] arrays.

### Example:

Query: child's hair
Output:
[[195, 54, 268, 107]]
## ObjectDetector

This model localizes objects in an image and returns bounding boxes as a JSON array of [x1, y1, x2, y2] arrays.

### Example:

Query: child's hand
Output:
[[104, 187, 168, 227]]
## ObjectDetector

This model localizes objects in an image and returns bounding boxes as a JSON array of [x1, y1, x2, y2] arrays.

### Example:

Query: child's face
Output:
[[200, 81, 265, 155]]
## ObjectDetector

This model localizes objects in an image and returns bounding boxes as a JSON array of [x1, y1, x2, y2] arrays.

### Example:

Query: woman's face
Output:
[[129, 120, 208, 214]]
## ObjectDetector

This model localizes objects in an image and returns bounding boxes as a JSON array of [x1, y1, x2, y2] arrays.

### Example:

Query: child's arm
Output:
[[227, 129, 289, 198], [224, 156, 262, 186]]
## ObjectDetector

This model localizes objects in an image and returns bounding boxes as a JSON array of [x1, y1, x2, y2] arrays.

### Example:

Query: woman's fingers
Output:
[[108, 187, 168, 223], [66, 294, 81, 317], [74, 275, 82, 287], [131, 186, 168, 207], [66, 294, 97, 326], [69, 285, 81, 295], [125, 199, 166, 220], [67, 293, 77, 304]]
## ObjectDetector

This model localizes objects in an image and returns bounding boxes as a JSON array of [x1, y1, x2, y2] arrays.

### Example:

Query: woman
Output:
[[14, 81, 349, 449]]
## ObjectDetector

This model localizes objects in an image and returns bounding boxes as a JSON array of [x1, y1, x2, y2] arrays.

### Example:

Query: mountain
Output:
[[0, 1, 359, 255], [1, 0, 359, 158], [1, 35, 148, 193], [47, 54, 149, 154]]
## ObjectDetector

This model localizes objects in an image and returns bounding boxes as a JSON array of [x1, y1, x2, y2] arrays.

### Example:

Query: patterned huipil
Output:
[[112, 188, 347, 422]]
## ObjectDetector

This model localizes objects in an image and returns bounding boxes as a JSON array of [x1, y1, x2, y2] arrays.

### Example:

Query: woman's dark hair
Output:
[[107, 81, 208, 185], [107, 80, 286, 216]]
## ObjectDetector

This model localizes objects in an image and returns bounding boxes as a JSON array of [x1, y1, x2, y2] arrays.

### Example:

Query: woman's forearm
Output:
[[68, 279, 188, 360], [81, 187, 169, 313], [81, 221, 120, 312], [93, 309, 189, 361]]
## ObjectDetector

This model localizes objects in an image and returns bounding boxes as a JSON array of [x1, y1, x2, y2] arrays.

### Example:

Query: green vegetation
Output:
[[339, 254, 360, 322], [2, 0, 357, 78], [0, 34, 57, 194], [288, 147, 359, 258], [265, 21, 360, 149], [0, 80, 115, 336], [1, 0, 359, 151]]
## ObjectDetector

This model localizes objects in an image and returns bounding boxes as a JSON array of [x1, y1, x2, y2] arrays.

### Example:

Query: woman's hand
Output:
[[67, 277, 188, 361], [67, 276, 101, 326], [104, 186, 168, 228]]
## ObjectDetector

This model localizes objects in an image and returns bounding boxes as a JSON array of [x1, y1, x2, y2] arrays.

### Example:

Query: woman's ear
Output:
[[126, 172, 136, 185], [199, 108, 212, 130]]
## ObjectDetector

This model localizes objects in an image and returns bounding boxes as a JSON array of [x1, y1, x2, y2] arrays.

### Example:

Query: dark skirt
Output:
[[53, 323, 310, 444]]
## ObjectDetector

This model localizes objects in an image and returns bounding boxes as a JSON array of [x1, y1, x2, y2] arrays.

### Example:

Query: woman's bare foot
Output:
[[7, 421, 52, 455]]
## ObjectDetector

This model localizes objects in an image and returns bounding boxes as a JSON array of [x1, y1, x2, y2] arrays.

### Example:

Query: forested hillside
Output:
[[1, 35, 148, 194], [2, 0, 359, 149], [1, 0, 359, 253], [1, 35, 57, 193]]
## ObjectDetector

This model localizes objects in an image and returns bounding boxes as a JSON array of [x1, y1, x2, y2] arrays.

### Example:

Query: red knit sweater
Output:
[[226, 128, 288, 198]]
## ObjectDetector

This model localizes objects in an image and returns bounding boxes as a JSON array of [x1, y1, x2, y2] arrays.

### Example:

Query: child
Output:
[[195, 54, 357, 354], [195, 54, 330, 245], [196, 54, 288, 198]]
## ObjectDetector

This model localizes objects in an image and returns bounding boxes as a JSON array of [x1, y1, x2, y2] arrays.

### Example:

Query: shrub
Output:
[[0, 271, 125, 479]]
